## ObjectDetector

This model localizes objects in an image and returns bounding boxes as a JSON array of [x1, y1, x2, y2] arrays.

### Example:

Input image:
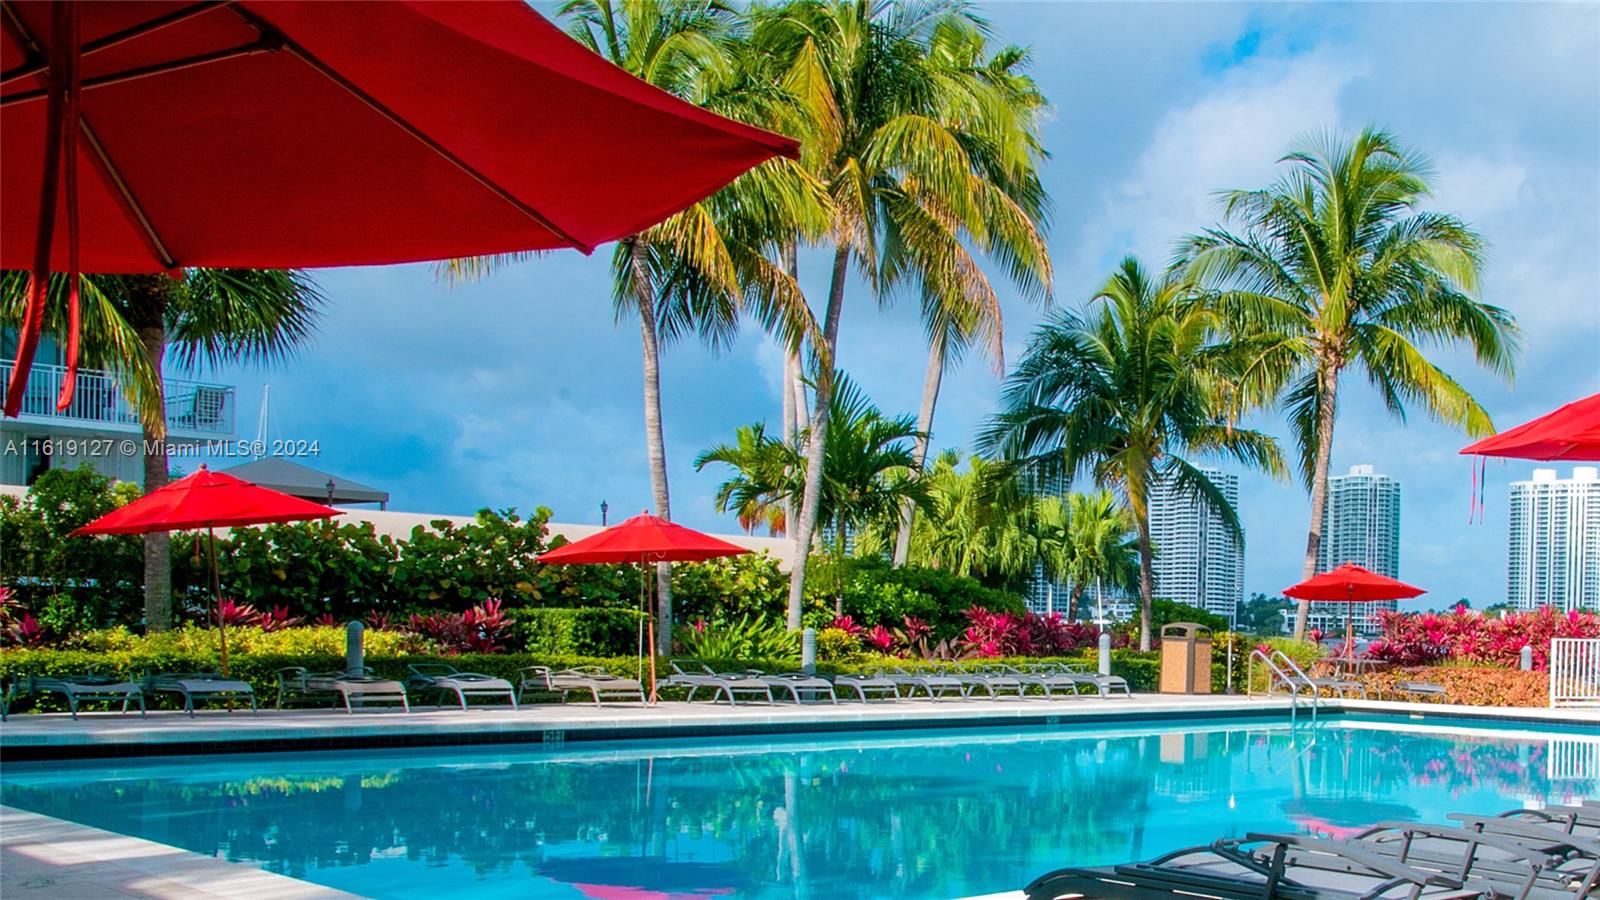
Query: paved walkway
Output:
[[0, 806, 361, 899]]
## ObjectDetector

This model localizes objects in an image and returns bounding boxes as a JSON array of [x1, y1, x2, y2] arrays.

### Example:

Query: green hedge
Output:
[[508, 608, 647, 656], [0, 647, 1171, 712]]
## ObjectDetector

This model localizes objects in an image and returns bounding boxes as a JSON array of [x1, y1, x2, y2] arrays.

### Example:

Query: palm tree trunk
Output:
[[1068, 583, 1085, 621], [786, 245, 850, 629], [1292, 366, 1340, 640], [126, 275, 173, 632], [1133, 487, 1155, 652], [893, 332, 944, 566], [628, 238, 673, 653], [780, 241, 800, 537]]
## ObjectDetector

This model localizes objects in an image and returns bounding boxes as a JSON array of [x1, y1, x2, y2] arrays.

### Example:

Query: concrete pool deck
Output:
[[2, 692, 1596, 760]]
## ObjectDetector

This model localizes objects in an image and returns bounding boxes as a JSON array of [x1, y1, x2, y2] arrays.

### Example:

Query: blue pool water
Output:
[[3, 716, 1597, 899]]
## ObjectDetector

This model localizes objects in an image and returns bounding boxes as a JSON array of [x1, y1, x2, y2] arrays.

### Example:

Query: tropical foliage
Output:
[[980, 256, 1283, 650], [1181, 128, 1519, 637], [1367, 605, 1600, 670]]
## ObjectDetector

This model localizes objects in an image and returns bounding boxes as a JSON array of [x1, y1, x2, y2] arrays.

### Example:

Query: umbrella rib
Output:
[[0, 39, 279, 108], [77, 114, 179, 269], [0, 1, 229, 87], [229, 5, 595, 255]]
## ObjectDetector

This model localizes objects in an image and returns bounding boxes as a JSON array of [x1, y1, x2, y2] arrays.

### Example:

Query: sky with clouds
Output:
[[201, 1, 1599, 610]]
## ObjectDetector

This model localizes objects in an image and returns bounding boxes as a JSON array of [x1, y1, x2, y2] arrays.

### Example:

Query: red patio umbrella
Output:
[[1459, 393, 1600, 462], [2, 0, 799, 414], [539, 513, 749, 700], [73, 464, 341, 673], [1284, 563, 1425, 649]]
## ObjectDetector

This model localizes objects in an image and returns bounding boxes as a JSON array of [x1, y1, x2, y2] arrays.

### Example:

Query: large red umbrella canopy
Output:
[[1285, 563, 1425, 649], [1, 0, 798, 269], [72, 465, 341, 535], [2, 0, 798, 415], [538, 513, 750, 565], [1459, 393, 1600, 462]]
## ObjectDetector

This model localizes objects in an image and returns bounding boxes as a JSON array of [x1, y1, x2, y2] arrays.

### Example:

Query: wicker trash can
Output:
[[1159, 622, 1213, 694]]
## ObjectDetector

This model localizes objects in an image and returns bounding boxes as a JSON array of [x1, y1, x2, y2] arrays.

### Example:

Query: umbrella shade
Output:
[[71, 465, 340, 535], [538, 514, 750, 565], [1283, 564, 1425, 603], [1459, 393, 1600, 462], [0, 0, 799, 271]]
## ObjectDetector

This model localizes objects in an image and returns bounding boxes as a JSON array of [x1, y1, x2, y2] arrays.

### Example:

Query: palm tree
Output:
[[876, 451, 1033, 580], [697, 371, 927, 562], [1059, 491, 1138, 620], [2, 270, 322, 630], [448, 0, 825, 651], [751, 1, 1051, 626], [979, 256, 1283, 650], [1181, 128, 1520, 638]]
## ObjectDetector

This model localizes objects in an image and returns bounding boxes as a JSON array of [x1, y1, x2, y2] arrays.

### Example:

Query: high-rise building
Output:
[[1508, 467, 1600, 612], [1310, 463, 1401, 635], [1147, 467, 1243, 624]]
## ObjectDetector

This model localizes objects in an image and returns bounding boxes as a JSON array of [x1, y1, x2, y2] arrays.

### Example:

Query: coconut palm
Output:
[[751, 1, 1052, 626], [696, 371, 928, 560], [1181, 128, 1519, 638], [2, 270, 322, 630], [979, 256, 1283, 650], [1059, 491, 1138, 620], [446, 0, 826, 651], [872, 451, 1034, 580]]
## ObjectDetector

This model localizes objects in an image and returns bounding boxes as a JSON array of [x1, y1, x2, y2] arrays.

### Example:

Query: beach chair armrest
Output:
[[1242, 832, 1462, 887]]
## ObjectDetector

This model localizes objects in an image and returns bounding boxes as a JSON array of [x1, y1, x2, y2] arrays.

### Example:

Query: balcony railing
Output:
[[0, 360, 235, 436]]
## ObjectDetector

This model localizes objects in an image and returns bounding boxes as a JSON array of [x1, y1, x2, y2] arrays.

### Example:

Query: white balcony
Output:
[[0, 360, 235, 439]]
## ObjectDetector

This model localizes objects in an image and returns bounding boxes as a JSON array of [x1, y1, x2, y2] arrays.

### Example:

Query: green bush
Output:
[[806, 557, 1025, 635], [815, 627, 862, 663], [509, 608, 646, 656], [670, 553, 787, 622], [674, 613, 799, 659], [61, 625, 430, 657]]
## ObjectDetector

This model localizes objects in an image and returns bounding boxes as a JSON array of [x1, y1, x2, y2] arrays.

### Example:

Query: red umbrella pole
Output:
[[209, 526, 229, 676], [645, 556, 658, 704]]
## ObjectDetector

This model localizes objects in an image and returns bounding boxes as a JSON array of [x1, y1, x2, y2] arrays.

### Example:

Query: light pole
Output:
[[600, 500, 609, 526]]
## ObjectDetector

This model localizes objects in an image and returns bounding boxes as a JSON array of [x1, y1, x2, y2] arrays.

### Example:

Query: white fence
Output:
[[1549, 637, 1600, 707]]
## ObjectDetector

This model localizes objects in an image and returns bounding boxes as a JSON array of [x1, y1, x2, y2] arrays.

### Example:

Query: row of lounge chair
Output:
[[2, 659, 1132, 718], [1027, 801, 1600, 899]]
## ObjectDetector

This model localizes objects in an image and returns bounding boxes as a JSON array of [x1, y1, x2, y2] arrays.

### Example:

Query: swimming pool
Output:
[[3, 716, 1596, 899]]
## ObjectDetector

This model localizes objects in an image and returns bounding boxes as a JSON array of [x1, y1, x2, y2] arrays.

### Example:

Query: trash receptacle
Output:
[[1159, 622, 1213, 694]]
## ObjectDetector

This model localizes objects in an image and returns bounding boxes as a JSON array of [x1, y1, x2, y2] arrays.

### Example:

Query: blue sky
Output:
[[200, 2, 1600, 609]]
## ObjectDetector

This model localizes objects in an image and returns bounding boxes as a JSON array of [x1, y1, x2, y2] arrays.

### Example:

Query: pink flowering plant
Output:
[[1366, 606, 1600, 670]]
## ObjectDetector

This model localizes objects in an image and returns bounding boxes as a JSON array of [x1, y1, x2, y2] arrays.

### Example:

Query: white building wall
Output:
[[1508, 467, 1600, 612], [1148, 467, 1243, 624], [1310, 464, 1401, 635]]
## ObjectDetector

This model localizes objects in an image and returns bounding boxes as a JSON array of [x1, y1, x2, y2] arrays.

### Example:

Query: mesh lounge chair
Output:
[[1394, 680, 1446, 702], [877, 666, 967, 700], [989, 663, 1086, 699], [275, 667, 410, 713], [948, 666, 1027, 699], [743, 669, 837, 704], [831, 672, 900, 702], [1026, 832, 1481, 900], [145, 672, 256, 717], [1286, 822, 1587, 900], [406, 664, 517, 710], [1031, 662, 1132, 698], [663, 661, 774, 705], [519, 666, 645, 706], [24, 674, 146, 719], [1443, 815, 1600, 896]]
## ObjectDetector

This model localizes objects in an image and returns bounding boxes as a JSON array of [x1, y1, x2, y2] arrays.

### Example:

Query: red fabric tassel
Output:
[[56, 3, 83, 412], [3, 3, 73, 419], [1468, 456, 1478, 524]]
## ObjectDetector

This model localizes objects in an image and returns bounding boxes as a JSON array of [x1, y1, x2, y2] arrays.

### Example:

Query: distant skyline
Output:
[[191, 2, 1599, 610]]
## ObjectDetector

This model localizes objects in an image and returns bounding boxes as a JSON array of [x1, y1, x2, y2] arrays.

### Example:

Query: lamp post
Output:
[[325, 478, 335, 503], [600, 500, 609, 526]]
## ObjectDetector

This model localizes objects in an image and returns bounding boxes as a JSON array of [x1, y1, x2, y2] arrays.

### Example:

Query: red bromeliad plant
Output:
[[866, 624, 896, 653], [829, 615, 864, 638], [215, 598, 264, 628], [258, 605, 304, 633], [1367, 606, 1600, 670], [406, 599, 511, 654]]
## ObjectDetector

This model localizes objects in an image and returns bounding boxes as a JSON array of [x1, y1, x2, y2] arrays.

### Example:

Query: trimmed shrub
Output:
[[670, 554, 787, 622], [510, 607, 646, 656], [1359, 666, 1547, 707]]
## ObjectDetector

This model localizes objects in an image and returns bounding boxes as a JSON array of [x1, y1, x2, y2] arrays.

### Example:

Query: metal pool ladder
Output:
[[1247, 647, 1323, 724]]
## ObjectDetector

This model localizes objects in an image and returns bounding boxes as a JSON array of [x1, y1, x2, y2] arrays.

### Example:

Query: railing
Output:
[[1247, 647, 1323, 724], [1550, 638, 1600, 708], [0, 360, 234, 436]]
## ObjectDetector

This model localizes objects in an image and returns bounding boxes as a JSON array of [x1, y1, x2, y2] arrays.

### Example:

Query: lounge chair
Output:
[[744, 669, 837, 704], [144, 672, 256, 717], [1336, 821, 1592, 899], [949, 665, 1027, 699], [1031, 662, 1132, 698], [1393, 680, 1446, 702], [1445, 814, 1600, 896], [662, 661, 774, 705], [519, 666, 645, 706], [985, 663, 1082, 699], [23, 674, 146, 720], [877, 666, 967, 700], [1027, 832, 1479, 900], [275, 667, 410, 713], [405, 664, 517, 710], [831, 672, 900, 702]]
